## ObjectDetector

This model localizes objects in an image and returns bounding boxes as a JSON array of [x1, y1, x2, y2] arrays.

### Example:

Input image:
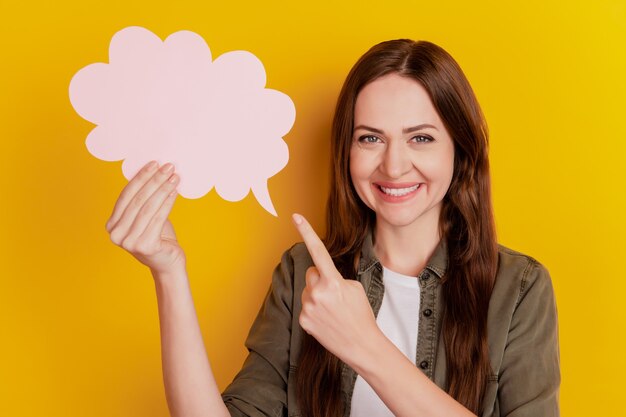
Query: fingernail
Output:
[[292, 213, 303, 225], [161, 163, 174, 173], [147, 160, 158, 170]]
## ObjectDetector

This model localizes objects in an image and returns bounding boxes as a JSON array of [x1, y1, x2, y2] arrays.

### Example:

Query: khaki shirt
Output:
[[222, 232, 560, 416]]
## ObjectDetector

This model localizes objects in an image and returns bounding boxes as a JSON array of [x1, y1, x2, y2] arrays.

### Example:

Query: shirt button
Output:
[[421, 272, 431, 281], [423, 309, 432, 317], [419, 361, 429, 369]]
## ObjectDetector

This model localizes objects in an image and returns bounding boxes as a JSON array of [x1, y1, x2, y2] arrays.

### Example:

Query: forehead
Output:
[[354, 73, 443, 128]]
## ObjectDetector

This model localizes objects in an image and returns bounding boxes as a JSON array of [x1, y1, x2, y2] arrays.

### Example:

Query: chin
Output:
[[374, 210, 424, 228]]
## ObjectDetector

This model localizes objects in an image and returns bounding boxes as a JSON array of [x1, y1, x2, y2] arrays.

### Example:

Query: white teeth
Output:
[[380, 184, 420, 196]]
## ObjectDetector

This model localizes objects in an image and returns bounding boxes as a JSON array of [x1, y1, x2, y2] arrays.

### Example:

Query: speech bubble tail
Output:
[[251, 181, 277, 217]]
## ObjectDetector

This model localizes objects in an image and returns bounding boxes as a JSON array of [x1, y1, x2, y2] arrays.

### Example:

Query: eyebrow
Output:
[[353, 123, 439, 134]]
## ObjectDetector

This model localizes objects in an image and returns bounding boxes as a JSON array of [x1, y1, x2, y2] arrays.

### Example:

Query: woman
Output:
[[106, 39, 560, 417]]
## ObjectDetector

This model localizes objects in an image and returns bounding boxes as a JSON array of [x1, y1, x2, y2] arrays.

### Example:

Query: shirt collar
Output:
[[357, 228, 448, 278]]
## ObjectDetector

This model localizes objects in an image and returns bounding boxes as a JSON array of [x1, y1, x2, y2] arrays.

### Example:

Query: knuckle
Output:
[[301, 296, 313, 311], [304, 275, 316, 288], [298, 314, 309, 330], [155, 213, 169, 228], [109, 229, 124, 246], [151, 211, 166, 225], [135, 241, 154, 256], [328, 280, 341, 291], [129, 193, 146, 210], [349, 281, 362, 290], [120, 237, 135, 251], [137, 201, 155, 217], [163, 174, 178, 187], [305, 267, 317, 279], [309, 287, 323, 303]]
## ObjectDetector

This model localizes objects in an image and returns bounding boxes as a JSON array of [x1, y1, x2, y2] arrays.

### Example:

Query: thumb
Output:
[[305, 266, 321, 287]]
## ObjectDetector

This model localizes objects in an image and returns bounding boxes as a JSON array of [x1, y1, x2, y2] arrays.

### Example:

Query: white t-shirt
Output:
[[350, 266, 421, 417]]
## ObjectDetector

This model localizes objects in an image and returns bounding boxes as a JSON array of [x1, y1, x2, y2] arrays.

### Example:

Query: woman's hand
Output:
[[292, 213, 381, 367], [106, 161, 186, 277]]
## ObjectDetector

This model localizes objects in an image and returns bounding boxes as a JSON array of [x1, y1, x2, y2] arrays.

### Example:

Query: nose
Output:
[[379, 141, 412, 179]]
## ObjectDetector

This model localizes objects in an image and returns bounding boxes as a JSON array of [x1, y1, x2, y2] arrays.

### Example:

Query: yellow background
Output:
[[1, 0, 624, 415]]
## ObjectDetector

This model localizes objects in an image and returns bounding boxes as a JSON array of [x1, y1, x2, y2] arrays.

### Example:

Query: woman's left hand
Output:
[[292, 213, 381, 366]]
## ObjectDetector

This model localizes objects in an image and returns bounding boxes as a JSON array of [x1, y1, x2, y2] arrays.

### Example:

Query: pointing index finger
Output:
[[292, 213, 340, 281]]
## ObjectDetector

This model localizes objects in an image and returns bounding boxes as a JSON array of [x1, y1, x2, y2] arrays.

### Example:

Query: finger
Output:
[[140, 189, 179, 247], [106, 160, 159, 231], [108, 163, 176, 241], [292, 213, 341, 282], [124, 173, 180, 244]]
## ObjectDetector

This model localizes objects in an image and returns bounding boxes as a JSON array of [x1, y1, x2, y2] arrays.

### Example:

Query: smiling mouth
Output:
[[376, 183, 421, 197]]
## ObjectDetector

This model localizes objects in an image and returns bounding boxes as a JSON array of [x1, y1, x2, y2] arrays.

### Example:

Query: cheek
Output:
[[439, 149, 455, 192], [349, 147, 368, 183], [349, 148, 375, 206], [420, 150, 455, 188], [349, 145, 382, 177]]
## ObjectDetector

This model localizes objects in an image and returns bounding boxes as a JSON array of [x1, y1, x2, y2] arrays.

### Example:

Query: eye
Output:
[[410, 134, 434, 143], [357, 135, 383, 144]]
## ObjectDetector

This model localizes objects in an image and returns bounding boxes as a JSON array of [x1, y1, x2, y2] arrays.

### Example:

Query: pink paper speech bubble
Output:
[[69, 26, 296, 216]]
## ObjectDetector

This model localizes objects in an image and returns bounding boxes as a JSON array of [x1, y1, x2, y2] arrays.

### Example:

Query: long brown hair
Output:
[[296, 39, 498, 416]]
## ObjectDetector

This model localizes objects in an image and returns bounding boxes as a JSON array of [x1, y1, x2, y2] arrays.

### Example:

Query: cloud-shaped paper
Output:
[[69, 26, 295, 216]]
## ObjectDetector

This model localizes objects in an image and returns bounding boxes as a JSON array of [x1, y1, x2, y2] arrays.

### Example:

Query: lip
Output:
[[374, 181, 421, 189], [372, 182, 422, 203]]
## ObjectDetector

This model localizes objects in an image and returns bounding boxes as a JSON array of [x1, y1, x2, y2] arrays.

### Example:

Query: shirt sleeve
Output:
[[498, 260, 561, 417], [221, 246, 296, 417]]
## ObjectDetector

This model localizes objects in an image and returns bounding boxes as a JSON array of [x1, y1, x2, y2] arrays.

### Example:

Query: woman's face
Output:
[[349, 73, 455, 230]]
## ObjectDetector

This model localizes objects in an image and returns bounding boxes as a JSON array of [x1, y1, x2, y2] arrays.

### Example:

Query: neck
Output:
[[373, 205, 442, 277]]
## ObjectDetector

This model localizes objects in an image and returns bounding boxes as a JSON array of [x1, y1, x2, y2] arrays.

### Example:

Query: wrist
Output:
[[152, 266, 189, 292], [346, 326, 389, 375]]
